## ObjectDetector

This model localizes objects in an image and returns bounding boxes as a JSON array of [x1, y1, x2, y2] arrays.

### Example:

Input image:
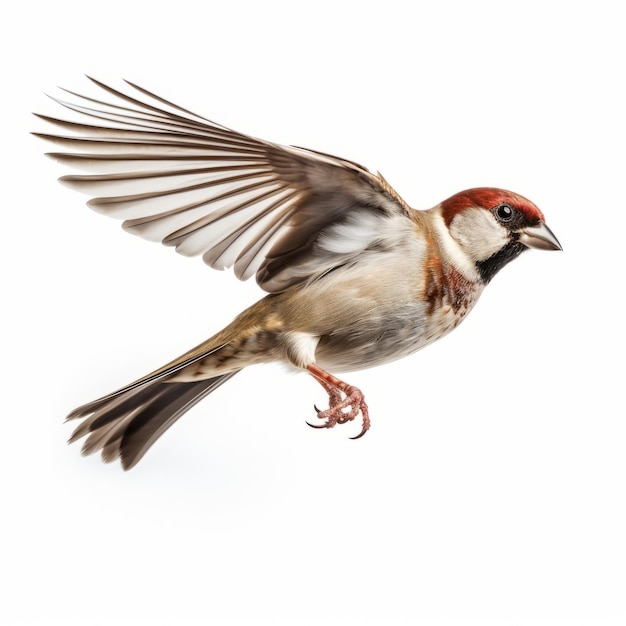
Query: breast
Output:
[[417, 266, 483, 346], [279, 221, 483, 373], [313, 254, 483, 372], [421, 257, 484, 344]]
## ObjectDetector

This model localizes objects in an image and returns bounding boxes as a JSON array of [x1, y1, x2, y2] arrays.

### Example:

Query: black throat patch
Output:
[[476, 240, 527, 283]]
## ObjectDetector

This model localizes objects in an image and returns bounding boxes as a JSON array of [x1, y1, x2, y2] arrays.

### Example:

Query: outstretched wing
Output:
[[35, 77, 413, 293]]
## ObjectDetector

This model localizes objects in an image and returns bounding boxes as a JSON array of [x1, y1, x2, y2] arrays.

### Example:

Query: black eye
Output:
[[495, 203, 514, 222]]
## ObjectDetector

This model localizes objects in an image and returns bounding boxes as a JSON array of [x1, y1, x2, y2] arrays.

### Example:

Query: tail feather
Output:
[[67, 371, 238, 470], [68, 382, 163, 443]]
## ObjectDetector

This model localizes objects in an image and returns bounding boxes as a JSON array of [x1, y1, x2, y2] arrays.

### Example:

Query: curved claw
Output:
[[306, 420, 326, 430], [349, 426, 368, 440], [313, 404, 321, 414]]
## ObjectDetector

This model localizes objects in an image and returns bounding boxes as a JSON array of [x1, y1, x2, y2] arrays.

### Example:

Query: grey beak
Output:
[[518, 222, 562, 251]]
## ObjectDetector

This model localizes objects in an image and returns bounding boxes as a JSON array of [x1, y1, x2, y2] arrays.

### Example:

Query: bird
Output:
[[35, 77, 562, 470]]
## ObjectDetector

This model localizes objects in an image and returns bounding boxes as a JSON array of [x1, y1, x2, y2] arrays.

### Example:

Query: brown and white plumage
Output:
[[35, 78, 561, 470]]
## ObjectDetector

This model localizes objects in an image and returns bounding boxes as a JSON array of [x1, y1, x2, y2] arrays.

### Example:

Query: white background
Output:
[[3, 1, 624, 625]]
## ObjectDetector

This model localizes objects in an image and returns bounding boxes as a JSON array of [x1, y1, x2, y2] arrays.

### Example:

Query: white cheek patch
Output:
[[449, 208, 509, 262]]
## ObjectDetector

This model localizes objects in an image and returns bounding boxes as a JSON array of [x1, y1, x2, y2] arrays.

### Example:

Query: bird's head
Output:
[[440, 187, 562, 283]]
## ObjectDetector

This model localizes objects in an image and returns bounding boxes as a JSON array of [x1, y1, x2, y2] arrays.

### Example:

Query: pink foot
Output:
[[306, 363, 371, 439]]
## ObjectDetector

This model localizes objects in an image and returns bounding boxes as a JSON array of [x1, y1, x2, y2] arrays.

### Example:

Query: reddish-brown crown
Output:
[[440, 187, 545, 227]]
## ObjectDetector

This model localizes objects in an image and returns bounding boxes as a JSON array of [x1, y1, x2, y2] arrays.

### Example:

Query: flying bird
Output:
[[35, 78, 562, 470]]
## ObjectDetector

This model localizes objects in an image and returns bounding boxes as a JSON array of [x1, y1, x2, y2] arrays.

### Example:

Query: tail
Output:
[[66, 358, 239, 470]]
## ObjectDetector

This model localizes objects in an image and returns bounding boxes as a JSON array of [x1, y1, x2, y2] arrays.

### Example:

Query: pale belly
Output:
[[315, 295, 480, 373], [285, 251, 484, 373]]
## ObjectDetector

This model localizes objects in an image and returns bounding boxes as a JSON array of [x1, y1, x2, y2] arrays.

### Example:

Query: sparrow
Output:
[[35, 78, 562, 470]]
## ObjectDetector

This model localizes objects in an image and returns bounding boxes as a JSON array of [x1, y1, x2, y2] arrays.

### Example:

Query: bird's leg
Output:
[[306, 363, 370, 439]]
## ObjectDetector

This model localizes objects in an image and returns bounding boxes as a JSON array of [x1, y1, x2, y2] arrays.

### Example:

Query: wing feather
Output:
[[35, 78, 413, 292]]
